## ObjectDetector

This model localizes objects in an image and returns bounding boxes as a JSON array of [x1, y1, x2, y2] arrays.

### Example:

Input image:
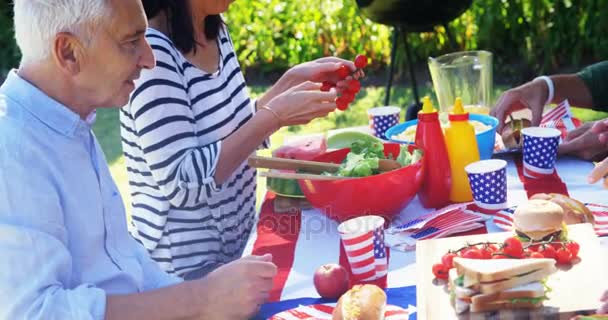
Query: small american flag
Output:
[[341, 227, 388, 281], [269, 303, 413, 320], [494, 203, 608, 237], [541, 100, 572, 125]]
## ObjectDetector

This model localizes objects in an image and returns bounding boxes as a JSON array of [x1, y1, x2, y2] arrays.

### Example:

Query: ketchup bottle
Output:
[[415, 96, 451, 208]]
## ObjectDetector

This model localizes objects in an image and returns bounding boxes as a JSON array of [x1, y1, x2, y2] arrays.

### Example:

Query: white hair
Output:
[[13, 0, 112, 65]]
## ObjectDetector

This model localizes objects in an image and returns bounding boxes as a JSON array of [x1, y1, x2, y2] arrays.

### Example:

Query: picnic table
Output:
[[244, 152, 608, 320]]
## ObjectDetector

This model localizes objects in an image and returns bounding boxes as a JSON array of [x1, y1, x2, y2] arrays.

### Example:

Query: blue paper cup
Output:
[[368, 107, 400, 140], [521, 127, 561, 179], [465, 159, 508, 210]]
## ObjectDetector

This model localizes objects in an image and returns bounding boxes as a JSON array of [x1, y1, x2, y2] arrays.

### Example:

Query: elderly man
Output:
[[0, 0, 275, 319]]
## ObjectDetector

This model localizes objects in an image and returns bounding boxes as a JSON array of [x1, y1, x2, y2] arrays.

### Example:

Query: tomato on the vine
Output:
[[462, 248, 482, 259], [336, 65, 350, 79], [354, 54, 368, 69], [566, 241, 580, 258], [432, 263, 449, 279], [555, 247, 572, 264], [538, 245, 556, 260], [529, 252, 545, 259], [441, 252, 458, 269], [503, 237, 524, 258]]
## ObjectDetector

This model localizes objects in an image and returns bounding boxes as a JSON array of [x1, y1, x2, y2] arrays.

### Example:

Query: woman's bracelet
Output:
[[259, 105, 282, 128]]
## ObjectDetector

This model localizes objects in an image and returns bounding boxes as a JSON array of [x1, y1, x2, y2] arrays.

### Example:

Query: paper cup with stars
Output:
[[521, 127, 561, 178], [465, 159, 508, 210], [337, 215, 388, 282], [368, 106, 401, 140]]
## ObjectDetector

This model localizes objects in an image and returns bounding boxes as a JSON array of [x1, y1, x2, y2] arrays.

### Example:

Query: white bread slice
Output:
[[469, 299, 543, 313], [449, 268, 476, 299], [471, 282, 544, 304], [452, 258, 555, 287], [477, 266, 555, 294]]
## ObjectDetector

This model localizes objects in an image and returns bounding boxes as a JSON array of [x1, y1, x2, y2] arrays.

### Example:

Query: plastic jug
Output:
[[415, 96, 451, 208], [445, 97, 480, 202]]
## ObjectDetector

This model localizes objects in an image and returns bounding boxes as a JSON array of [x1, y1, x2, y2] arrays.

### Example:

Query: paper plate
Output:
[[269, 303, 410, 320]]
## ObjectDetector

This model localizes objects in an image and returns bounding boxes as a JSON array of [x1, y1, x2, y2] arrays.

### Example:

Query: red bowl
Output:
[[297, 143, 424, 223]]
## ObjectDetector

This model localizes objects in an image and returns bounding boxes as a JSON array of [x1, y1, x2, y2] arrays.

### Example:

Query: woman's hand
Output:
[[285, 56, 363, 88], [263, 81, 338, 127]]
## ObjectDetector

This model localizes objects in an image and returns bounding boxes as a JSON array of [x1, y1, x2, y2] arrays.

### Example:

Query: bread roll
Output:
[[530, 193, 594, 225], [332, 284, 386, 320], [513, 199, 564, 241]]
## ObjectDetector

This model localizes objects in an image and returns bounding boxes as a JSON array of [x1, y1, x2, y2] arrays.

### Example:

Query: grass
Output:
[[93, 85, 608, 214]]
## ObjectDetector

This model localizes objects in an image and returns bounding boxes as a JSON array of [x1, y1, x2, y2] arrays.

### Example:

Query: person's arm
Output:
[[576, 61, 608, 110], [546, 74, 594, 108]]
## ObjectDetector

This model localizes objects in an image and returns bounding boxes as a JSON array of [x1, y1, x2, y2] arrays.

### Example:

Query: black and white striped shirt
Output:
[[120, 27, 262, 276]]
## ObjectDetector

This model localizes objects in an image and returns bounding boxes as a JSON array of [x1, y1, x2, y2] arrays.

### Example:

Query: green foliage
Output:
[[2, 1, 608, 78], [0, 2, 19, 77]]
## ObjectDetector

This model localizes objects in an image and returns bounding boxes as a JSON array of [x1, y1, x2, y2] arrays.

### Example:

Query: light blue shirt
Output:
[[0, 71, 182, 319]]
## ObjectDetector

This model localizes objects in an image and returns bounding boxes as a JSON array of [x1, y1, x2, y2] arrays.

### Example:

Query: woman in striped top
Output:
[[121, 0, 358, 279]]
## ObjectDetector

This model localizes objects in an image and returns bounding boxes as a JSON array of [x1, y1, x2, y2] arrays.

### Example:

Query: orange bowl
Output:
[[298, 143, 424, 223]]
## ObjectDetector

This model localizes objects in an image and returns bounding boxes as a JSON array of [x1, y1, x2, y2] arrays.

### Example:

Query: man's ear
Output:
[[52, 32, 85, 75]]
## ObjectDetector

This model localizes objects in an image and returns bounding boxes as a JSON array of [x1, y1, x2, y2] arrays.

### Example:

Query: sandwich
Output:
[[513, 199, 565, 241], [332, 284, 386, 320], [449, 257, 556, 314], [530, 193, 595, 225], [501, 117, 532, 149]]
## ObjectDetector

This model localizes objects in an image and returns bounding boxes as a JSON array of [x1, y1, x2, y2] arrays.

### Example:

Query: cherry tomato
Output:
[[551, 242, 563, 251], [336, 65, 350, 79], [539, 245, 556, 260], [335, 97, 349, 111], [347, 79, 361, 93], [486, 244, 499, 253], [527, 244, 540, 252], [341, 91, 355, 104], [566, 241, 580, 258], [462, 248, 482, 259], [441, 252, 458, 269], [529, 252, 545, 259], [479, 247, 493, 259], [432, 263, 449, 279], [320, 81, 334, 92], [503, 237, 524, 258], [491, 252, 507, 259], [555, 247, 572, 264], [354, 54, 368, 69]]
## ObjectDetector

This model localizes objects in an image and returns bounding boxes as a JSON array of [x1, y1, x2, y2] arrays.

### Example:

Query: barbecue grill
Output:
[[356, 0, 472, 119]]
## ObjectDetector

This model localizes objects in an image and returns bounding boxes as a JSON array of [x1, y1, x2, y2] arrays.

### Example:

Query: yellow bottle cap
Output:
[[452, 97, 465, 114], [420, 96, 436, 114], [449, 97, 469, 121]]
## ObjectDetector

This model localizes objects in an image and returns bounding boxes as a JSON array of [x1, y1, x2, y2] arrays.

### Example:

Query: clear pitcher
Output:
[[428, 51, 493, 115]]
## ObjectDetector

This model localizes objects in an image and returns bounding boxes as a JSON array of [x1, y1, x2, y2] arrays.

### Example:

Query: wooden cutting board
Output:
[[416, 223, 608, 320]]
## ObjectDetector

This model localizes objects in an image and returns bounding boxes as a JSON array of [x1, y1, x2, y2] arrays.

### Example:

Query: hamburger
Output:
[[332, 284, 386, 320], [530, 193, 595, 225], [513, 199, 565, 241]]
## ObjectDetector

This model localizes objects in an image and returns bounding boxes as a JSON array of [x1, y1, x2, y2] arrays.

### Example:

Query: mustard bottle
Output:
[[444, 97, 480, 202]]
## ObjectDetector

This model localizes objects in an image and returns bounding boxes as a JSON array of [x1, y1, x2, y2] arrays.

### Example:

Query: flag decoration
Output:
[[269, 303, 413, 320], [493, 203, 608, 236], [341, 226, 388, 281], [540, 100, 572, 125]]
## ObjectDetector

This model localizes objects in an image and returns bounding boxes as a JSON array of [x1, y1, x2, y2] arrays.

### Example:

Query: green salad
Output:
[[329, 140, 422, 178]]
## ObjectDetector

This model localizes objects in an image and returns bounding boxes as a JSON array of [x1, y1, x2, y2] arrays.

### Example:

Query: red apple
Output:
[[313, 263, 350, 299]]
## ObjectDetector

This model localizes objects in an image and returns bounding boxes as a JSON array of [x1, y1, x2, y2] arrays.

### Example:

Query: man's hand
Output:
[[558, 121, 608, 161], [196, 254, 277, 320], [491, 80, 548, 133]]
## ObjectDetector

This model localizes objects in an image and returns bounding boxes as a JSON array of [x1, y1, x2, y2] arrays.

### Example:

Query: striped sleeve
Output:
[[127, 38, 222, 208]]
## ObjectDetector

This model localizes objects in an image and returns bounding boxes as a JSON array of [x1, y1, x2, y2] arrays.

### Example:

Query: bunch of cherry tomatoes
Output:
[[321, 54, 368, 111], [432, 236, 581, 279]]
